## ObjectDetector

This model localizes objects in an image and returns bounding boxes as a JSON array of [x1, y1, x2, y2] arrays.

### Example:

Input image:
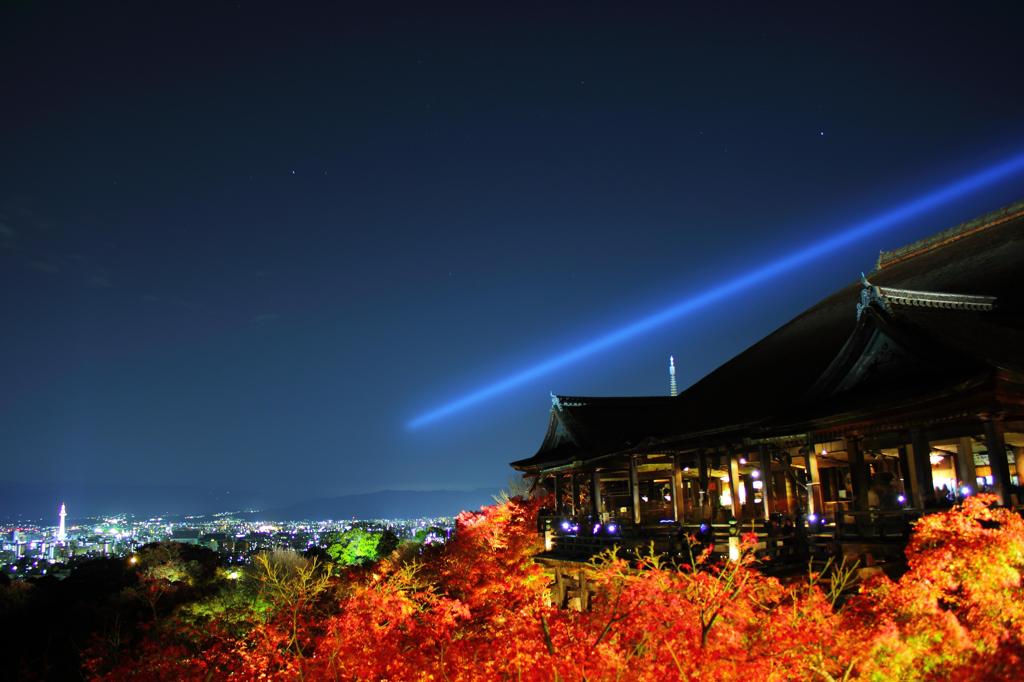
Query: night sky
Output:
[[3, 2, 1024, 516]]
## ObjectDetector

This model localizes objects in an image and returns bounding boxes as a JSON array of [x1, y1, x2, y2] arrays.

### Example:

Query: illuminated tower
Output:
[[57, 502, 67, 543], [669, 356, 678, 397]]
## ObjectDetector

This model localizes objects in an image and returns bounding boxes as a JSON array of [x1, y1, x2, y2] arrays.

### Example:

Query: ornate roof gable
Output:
[[856, 273, 996, 320], [812, 276, 998, 399], [544, 394, 578, 448]]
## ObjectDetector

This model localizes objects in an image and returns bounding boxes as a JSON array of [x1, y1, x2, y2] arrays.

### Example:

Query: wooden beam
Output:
[[671, 454, 684, 522], [728, 451, 742, 520], [553, 474, 563, 515], [698, 450, 710, 520], [805, 436, 825, 516], [629, 456, 642, 526], [783, 455, 796, 517], [910, 429, 935, 507], [570, 474, 581, 516], [956, 437, 977, 492], [847, 437, 869, 511], [898, 445, 920, 508], [759, 445, 773, 520], [984, 418, 1012, 506], [1015, 448, 1024, 501]]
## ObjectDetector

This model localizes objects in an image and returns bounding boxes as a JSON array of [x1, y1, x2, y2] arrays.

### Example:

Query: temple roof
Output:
[[513, 199, 1024, 472], [510, 395, 678, 470], [666, 198, 1024, 439], [856, 279, 997, 319], [775, 292, 1024, 432], [876, 200, 1024, 270]]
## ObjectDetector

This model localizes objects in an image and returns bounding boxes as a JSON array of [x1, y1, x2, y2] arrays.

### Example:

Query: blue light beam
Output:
[[408, 152, 1024, 429]]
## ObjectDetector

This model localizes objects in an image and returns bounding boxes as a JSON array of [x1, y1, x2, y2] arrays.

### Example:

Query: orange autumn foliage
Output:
[[89, 494, 1024, 681], [850, 494, 1024, 680]]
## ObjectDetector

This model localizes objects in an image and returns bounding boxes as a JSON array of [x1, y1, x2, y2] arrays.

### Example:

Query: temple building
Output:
[[512, 200, 1024, 568]]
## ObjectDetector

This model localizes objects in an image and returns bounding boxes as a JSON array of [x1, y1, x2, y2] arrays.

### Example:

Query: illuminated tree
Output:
[[130, 542, 218, 620], [325, 528, 399, 566], [852, 494, 1024, 680], [251, 549, 332, 657]]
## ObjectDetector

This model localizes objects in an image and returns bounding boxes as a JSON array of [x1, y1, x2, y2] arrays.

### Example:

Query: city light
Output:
[[407, 151, 1024, 429], [3, 512, 459, 579]]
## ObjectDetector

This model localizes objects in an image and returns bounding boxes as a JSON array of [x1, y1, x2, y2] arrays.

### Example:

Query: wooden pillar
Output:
[[898, 445, 920, 508], [1015, 448, 1024, 492], [983, 418, 1012, 506], [552, 569, 567, 608], [726, 451, 741, 520], [910, 429, 935, 508], [590, 471, 602, 518], [698, 450, 710, 520], [671, 454, 684, 522], [760, 445, 773, 520], [553, 474, 563, 515], [629, 456, 642, 525], [956, 438, 977, 492], [846, 437, 869, 511], [805, 436, 825, 516], [783, 455, 796, 516]]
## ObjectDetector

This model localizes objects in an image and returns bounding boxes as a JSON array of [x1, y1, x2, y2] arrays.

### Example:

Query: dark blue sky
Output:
[[3, 1, 1024, 513]]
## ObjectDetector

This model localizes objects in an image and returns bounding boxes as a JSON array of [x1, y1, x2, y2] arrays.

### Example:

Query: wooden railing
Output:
[[834, 509, 920, 542], [540, 514, 831, 570]]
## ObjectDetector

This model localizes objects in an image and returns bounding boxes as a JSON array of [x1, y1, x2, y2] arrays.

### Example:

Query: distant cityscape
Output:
[[2, 502, 454, 580]]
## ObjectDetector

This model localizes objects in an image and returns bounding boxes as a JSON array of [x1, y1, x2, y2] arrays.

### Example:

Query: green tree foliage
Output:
[[377, 529, 400, 557], [325, 528, 399, 566], [129, 542, 220, 620]]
